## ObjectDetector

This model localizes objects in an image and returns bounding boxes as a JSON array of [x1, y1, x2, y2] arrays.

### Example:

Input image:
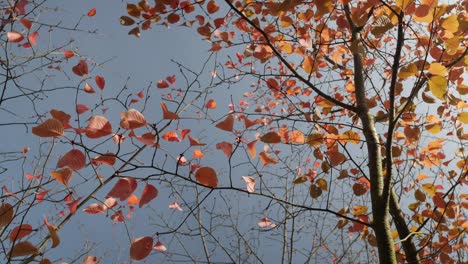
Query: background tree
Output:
[[1, 0, 466, 263]]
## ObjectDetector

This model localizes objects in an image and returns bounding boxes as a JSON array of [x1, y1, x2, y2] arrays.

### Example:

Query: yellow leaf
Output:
[[428, 62, 447, 76], [422, 183, 436, 196], [396, 0, 414, 10], [445, 36, 460, 55], [342, 130, 360, 144], [316, 178, 328, 191], [428, 75, 447, 100], [425, 115, 441, 134], [306, 133, 323, 147], [458, 112, 468, 124], [441, 14, 459, 33], [293, 174, 308, 184], [398, 63, 418, 79], [303, 56, 315, 74], [279, 42, 293, 54], [353, 205, 368, 216]]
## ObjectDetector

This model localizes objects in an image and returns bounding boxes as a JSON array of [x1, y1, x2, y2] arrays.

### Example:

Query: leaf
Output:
[[139, 184, 158, 208], [205, 99, 217, 109], [83, 83, 95, 93], [153, 240, 167, 252], [57, 149, 86, 171], [76, 104, 90, 114], [128, 27, 141, 38], [67, 197, 82, 214], [19, 18, 32, 30], [247, 140, 257, 159], [50, 168, 73, 186], [50, 109, 71, 128], [428, 75, 447, 100], [422, 183, 436, 196], [82, 256, 99, 264], [258, 217, 276, 228], [86, 116, 112, 138], [87, 8, 96, 17], [10, 224, 33, 242], [316, 178, 328, 191], [127, 194, 139, 205], [289, 130, 305, 144], [206, 0, 219, 14], [64, 50, 74, 59], [160, 102, 179, 119], [441, 14, 459, 33], [215, 115, 234, 132], [120, 109, 147, 129], [130, 237, 153, 261], [157, 80, 169, 88], [414, 189, 426, 202], [10, 241, 38, 257], [458, 112, 468, 124], [32, 119, 64, 137], [428, 62, 447, 76], [162, 131, 180, 142], [7, 32, 24, 43], [188, 135, 206, 146], [259, 152, 278, 166], [398, 63, 417, 79], [169, 201, 183, 211], [91, 153, 116, 166], [195, 167, 218, 188], [72, 60, 89, 77], [95, 75, 105, 90], [44, 216, 60, 248], [303, 56, 315, 74], [309, 184, 322, 198], [127, 4, 141, 18], [107, 178, 138, 201], [27, 32, 38, 46], [192, 149, 205, 159], [293, 174, 308, 184], [120, 16, 135, 26], [83, 203, 106, 214], [216, 141, 232, 157], [353, 205, 368, 215], [260, 132, 281, 144], [242, 176, 256, 193], [396, 0, 413, 10]]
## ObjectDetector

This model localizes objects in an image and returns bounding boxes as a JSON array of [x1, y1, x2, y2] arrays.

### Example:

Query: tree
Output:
[[1, 0, 467, 263]]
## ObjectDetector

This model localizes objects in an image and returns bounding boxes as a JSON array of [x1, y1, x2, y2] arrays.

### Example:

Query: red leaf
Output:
[[27, 32, 38, 46], [130, 237, 153, 260], [7, 32, 24, 43], [76, 104, 90, 114], [67, 197, 82, 215], [260, 132, 281, 144], [242, 176, 256, 193], [157, 80, 169, 88], [72, 60, 88, 77], [127, 194, 139, 205], [19, 18, 32, 29], [57, 149, 86, 170], [180, 129, 190, 140], [205, 99, 217, 109], [139, 184, 158, 208], [169, 201, 183, 211], [82, 256, 99, 264], [216, 141, 232, 157], [177, 155, 187, 166], [161, 102, 179, 119], [36, 190, 48, 204], [91, 153, 116, 166], [85, 116, 112, 138], [87, 8, 96, 17], [247, 140, 257, 158], [50, 109, 71, 129], [206, 0, 220, 14], [258, 217, 276, 228], [195, 167, 218, 188], [162, 131, 180, 142], [215, 115, 234, 132], [111, 210, 125, 223], [135, 132, 156, 146], [107, 177, 138, 201], [9, 224, 33, 242], [166, 75, 176, 84], [32, 119, 64, 137], [95, 75, 105, 90]]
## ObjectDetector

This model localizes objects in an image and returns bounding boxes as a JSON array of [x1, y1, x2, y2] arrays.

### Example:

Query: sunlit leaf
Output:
[[50, 168, 73, 186], [289, 130, 305, 144], [428, 63, 447, 76], [458, 112, 468, 124], [258, 217, 276, 228], [32, 119, 64, 137], [293, 174, 308, 184], [44, 216, 60, 248], [83, 203, 106, 214], [205, 99, 217, 109], [7, 32, 24, 43], [76, 104, 90, 115], [87, 8, 96, 17], [241, 176, 256, 193], [107, 177, 138, 201], [247, 140, 257, 159], [120, 109, 147, 129], [188, 135, 206, 146], [353, 205, 368, 215], [82, 256, 99, 264], [259, 152, 278, 166], [195, 167, 218, 188], [162, 131, 180, 142], [441, 14, 459, 33], [83, 83, 95, 93], [153, 240, 167, 252], [169, 201, 183, 211]]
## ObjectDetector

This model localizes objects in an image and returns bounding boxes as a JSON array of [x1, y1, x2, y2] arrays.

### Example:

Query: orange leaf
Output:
[[260, 132, 281, 144], [64, 50, 74, 59], [9, 224, 33, 242], [162, 131, 180, 142], [57, 149, 86, 170], [50, 167, 73, 186], [192, 149, 205, 159], [7, 32, 24, 43], [127, 194, 139, 205], [44, 216, 60, 248], [83, 203, 106, 214], [91, 153, 116, 166], [216, 141, 232, 157], [215, 115, 234, 132], [289, 130, 305, 143], [95, 75, 105, 90], [160, 102, 179, 119], [86, 116, 112, 138], [72, 60, 88, 77], [87, 8, 96, 17], [107, 177, 138, 201], [120, 109, 147, 129], [205, 99, 217, 109], [247, 140, 257, 158], [130, 237, 153, 261], [10, 241, 38, 257], [32, 119, 64, 137], [27, 32, 38, 46], [195, 167, 218, 188], [188, 135, 206, 146], [259, 152, 278, 166], [50, 109, 71, 128], [139, 184, 158, 208], [135, 132, 156, 145]]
